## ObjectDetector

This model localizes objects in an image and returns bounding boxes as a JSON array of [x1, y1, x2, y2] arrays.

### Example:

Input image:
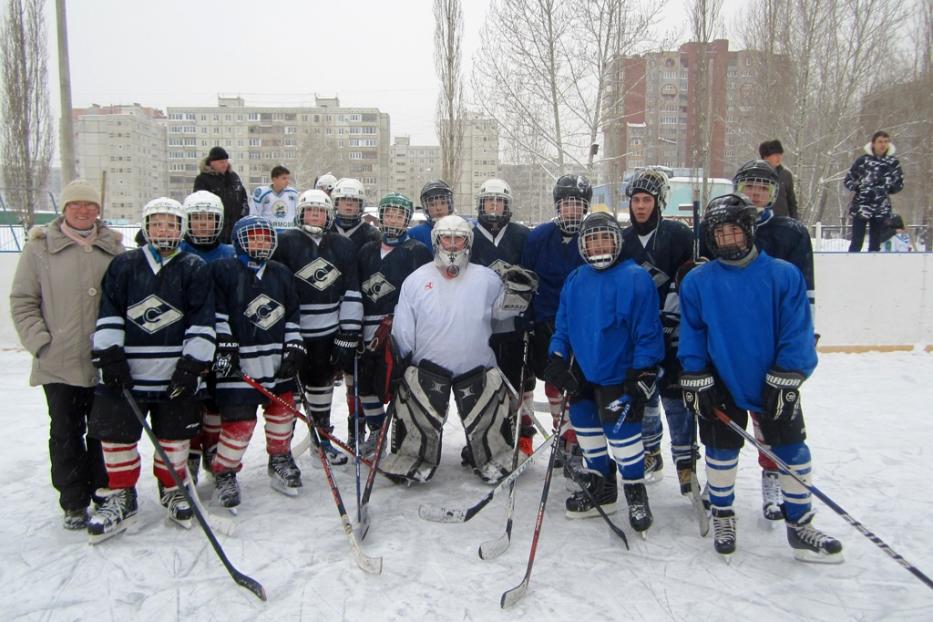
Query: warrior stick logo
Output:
[[244, 294, 285, 330], [362, 272, 396, 303], [127, 295, 183, 334], [296, 257, 341, 291]]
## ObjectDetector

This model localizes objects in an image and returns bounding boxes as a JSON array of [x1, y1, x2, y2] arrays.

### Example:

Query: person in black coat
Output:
[[758, 140, 798, 220], [844, 130, 905, 252], [193, 146, 250, 243]]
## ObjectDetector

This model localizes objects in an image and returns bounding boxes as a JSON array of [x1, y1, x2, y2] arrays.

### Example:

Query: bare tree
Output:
[[1, 0, 53, 228], [686, 0, 723, 209], [434, 0, 464, 198], [296, 128, 343, 191]]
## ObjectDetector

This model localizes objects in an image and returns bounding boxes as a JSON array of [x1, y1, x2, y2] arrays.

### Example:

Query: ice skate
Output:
[[159, 483, 193, 529], [87, 488, 138, 544], [624, 483, 652, 537], [643, 448, 664, 484], [214, 471, 241, 512], [711, 507, 737, 561], [566, 471, 618, 518], [268, 451, 303, 496], [786, 510, 844, 564], [63, 508, 88, 530]]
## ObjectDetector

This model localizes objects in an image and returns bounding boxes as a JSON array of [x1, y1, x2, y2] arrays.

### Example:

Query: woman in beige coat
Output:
[[10, 180, 124, 529]]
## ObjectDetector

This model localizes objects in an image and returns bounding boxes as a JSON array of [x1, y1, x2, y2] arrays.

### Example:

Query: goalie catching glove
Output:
[[498, 265, 539, 312]]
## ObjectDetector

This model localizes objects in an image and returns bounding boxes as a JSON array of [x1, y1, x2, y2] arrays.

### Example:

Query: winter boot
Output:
[[761, 469, 783, 523], [63, 508, 88, 530], [87, 488, 138, 544], [786, 510, 844, 564], [214, 471, 241, 509], [565, 471, 618, 518], [623, 483, 653, 535], [643, 448, 664, 484], [711, 507, 737, 558], [159, 483, 193, 528], [269, 451, 303, 496]]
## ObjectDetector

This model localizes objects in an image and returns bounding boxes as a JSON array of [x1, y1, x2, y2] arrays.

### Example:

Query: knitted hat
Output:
[[207, 146, 230, 162], [60, 179, 101, 209]]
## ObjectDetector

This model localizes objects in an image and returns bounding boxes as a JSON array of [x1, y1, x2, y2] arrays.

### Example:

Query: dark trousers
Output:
[[849, 216, 883, 252], [43, 384, 107, 511]]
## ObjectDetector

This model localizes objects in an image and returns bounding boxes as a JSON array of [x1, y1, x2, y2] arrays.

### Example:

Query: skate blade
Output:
[[636, 529, 649, 540], [644, 470, 664, 485], [794, 549, 845, 564], [270, 479, 301, 497], [168, 515, 193, 530], [718, 551, 734, 564], [87, 514, 137, 545], [758, 516, 783, 530], [564, 502, 618, 519]]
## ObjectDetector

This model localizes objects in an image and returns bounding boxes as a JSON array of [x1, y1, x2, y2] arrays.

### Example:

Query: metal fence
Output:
[[0, 224, 141, 252]]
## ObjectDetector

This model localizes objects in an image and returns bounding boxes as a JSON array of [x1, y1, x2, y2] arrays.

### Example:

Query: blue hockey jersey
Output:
[[93, 247, 216, 399], [408, 221, 433, 250], [211, 257, 302, 405], [179, 239, 235, 263], [520, 220, 584, 324], [678, 250, 817, 412], [357, 238, 432, 342], [271, 229, 363, 340], [549, 259, 664, 385]]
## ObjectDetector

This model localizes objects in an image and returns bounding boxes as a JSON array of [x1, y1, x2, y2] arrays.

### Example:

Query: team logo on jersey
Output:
[[244, 294, 285, 330], [273, 200, 287, 218], [296, 257, 341, 291], [487, 259, 512, 278], [362, 272, 396, 303], [127, 295, 183, 334]]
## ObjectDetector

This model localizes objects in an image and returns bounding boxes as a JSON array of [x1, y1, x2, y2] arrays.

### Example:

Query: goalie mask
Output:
[[704, 193, 758, 261], [332, 177, 366, 229], [233, 216, 277, 271], [553, 174, 592, 234], [577, 211, 623, 269], [142, 197, 185, 252], [626, 168, 670, 235], [733, 159, 779, 211], [296, 188, 334, 235], [477, 178, 512, 233], [378, 192, 414, 243], [431, 214, 473, 278], [182, 190, 224, 245]]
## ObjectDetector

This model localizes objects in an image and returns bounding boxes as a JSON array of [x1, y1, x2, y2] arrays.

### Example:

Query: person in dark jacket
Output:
[[758, 140, 798, 220], [844, 131, 904, 252], [193, 146, 250, 244]]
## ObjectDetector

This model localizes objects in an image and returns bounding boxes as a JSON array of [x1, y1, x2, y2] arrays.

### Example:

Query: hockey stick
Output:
[[712, 407, 933, 591], [352, 355, 363, 530], [120, 389, 266, 601], [185, 473, 236, 537], [294, 377, 383, 575], [479, 334, 530, 560], [357, 402, 396, 541], [500, 386, 571, 609]]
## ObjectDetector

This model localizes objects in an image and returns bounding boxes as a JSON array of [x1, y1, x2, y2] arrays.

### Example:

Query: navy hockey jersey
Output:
[[179, 239, 235, 263], [211, 257, 302, 405], [520, 220, 584, 323], [93, 247, 216, 399], [272, 229, 363, 340], [358, 238, 432, 342], [549, 259, 664, 385], [621, 219, 694, 309], [334, 221, 382, 253], [471, 222, 531, 333], [678, 250, 817, 413]]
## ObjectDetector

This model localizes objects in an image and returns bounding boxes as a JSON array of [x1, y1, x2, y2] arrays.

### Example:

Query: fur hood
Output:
[[863, 142, 896, 157], [199, 157, 237, 175]]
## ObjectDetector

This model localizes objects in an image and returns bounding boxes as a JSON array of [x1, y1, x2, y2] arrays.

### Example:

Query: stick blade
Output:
[[355, 550, 383, 575], [233, 572, 267, 601], [500, 579, 529, 609], [478, 531, 510, 560], [418, 503, 468, 523]]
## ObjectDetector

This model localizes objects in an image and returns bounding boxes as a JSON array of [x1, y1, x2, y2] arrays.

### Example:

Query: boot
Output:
[[786, 510, 844, 564], [623, 483, 653, 534], [565, 471, 618, 518], [63, 508, 88, 530], [87, 488, 138, 544]]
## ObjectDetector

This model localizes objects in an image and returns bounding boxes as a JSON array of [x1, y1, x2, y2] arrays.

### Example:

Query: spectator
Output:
[[251, 165, 298, 231], [758, 140, 798, 220], [844, 131, 904, 252], [194, 146, 249, 243], [881, 213, 913, 252], [9, 179, 124, 530]]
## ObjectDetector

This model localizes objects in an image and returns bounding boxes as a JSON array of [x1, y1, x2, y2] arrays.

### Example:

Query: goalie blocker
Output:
[[381, 359, 514, 484]]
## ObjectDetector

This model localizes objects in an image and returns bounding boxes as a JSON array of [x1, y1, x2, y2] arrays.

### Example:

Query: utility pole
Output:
[[56, 0, 76, 183]]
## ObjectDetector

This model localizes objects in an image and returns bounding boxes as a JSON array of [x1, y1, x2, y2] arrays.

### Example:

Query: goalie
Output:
[[384, 215, 535, 484]]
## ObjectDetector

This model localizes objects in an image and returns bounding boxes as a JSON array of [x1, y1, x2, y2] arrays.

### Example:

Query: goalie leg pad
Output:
[[453, 367, 513, 482], [381, 362, 452, 482]]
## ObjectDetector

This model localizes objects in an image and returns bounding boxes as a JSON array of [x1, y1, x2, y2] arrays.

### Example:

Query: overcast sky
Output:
[[51, 0, 751, 147]]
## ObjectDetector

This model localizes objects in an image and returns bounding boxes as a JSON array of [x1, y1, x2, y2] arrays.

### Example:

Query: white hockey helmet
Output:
[[182, 190, 224, 245], [143, 197, 185, 252], [477, 178, 512, 232], [431, 214, 473, 278], [332, 177, 366, 229], [296, 188, 334, 234], [314, 173, 338, 194]]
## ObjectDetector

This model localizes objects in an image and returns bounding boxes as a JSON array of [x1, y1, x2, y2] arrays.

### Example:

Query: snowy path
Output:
[[1, 349, 932, 621]]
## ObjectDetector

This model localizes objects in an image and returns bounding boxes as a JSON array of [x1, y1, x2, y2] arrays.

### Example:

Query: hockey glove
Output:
[[499, 265, 539, 312], [542, 355, 581, 397], [680, 370, 718, 422], [329, 331, 360, 373], [762, 368, 805, 421], [276, 341, 308, 379], [624, 367, 659, 407], [213, 337, 239, 378], [168, 356, 207, 400], [92, 346, 133, 390]]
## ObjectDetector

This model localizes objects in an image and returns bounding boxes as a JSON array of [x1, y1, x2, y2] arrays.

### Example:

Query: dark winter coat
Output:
[[772, 165, 798, 220], [844, 143, 904, 220], [193, 157, 250, 243]]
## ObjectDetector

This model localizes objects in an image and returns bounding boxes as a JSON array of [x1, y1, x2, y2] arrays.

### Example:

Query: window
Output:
[[248, 113, 260, 121], [249, 138, 261, 146], [350, 152, 363, 160]]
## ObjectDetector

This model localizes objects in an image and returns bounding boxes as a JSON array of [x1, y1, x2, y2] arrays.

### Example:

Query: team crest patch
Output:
[[127, 295, 183, 334], [244, 294, 285, 330], [362, 272, 396, 303], [296, 257, 341, 291], [273, 200, 287, 217], [487, 259, 512, 278]]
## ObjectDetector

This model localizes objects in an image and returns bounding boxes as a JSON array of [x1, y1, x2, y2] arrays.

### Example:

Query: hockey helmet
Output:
[[314, 173, 338, 194], [553, 174, 592, 234], [733, 160, 779, 210], [233, 215, 278, 263], [431, 214, 473, 278], [703, 193, 758, 261], [332, 178, 366, 229], [378, 193, 414, 240], [296, 188, 334, 234], [420, 180, 454, 222], [578, 211, 623, 269], [142, 197, 185, 252], [477, 178, 512, 233], [182, 190, 224, 245]]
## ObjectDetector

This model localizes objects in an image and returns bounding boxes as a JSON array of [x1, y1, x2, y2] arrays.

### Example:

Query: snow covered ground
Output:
[[1, 348, 932, 621]]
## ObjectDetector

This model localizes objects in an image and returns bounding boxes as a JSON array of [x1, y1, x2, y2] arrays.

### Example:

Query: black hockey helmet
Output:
[[626, 168, 670, 235], [703, 193, 758, 261], [733, 159, 779, 210], [553, 174, 592, 234], [577, 211, 623, 269], [420, 180, 453, 222]]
